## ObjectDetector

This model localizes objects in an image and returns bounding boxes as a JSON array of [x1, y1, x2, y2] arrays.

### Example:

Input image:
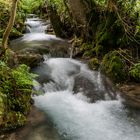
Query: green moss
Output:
[[0, 61, 36, 130], [9, 27, 23, 39], [88, 57, 100, 70], [2, 111, 26, 130], [101, 51, 128, 82], [80, 43, 94, 57]]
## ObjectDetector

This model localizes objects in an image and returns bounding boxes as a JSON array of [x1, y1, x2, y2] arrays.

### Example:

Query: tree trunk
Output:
[[2, 0, 19, 49]]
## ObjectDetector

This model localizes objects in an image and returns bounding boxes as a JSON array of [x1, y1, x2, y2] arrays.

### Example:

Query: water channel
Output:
[[10, 14, 140, 140]]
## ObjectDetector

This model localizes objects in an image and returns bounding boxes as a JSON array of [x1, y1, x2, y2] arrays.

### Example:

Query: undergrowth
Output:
[[0, 60, 37, 130]]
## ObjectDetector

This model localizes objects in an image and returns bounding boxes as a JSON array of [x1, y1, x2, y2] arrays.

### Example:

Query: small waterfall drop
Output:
[[25, 14, 48, 33], [33, 57, 140, 140], [10, 14, 70, 57], [10, 14, 140, 140]]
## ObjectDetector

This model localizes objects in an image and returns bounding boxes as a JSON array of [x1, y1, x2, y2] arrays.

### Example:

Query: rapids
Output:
[[10, 14, 140, 140]]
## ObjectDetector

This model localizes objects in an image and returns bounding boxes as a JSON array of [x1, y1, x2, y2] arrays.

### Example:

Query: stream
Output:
[[10, 14, 140, 140]]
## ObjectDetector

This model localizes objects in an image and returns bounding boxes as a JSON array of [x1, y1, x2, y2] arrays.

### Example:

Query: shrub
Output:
[[129, 62, 140, 82]]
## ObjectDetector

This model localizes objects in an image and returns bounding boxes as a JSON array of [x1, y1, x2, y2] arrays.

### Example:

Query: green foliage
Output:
[[3, 111, 26, 129], [0, 62, 36, 94], [48, 0, 66, 15], [80, 43, 94, 57], [0, 0, 25, 39], [129, 62, 140, 82], [101, 51, 128, 82], [0, 0, 45, 39], [47, 0, 72, 33], [88, 57, 99, 70], [0, 61, 36, 129], [19, 0, 45, 15], [12, 64, 36, 89]]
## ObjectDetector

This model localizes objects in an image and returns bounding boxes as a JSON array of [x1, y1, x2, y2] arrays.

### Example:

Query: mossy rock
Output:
[[88, 57, 99, 70], [101, 51, 128, 82], [9, 28, 23, 39], [0, 62, 35, 131]]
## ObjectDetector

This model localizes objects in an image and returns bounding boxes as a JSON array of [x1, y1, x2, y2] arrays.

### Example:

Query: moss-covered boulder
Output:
[[9, 28, 23, 39], [0, 62, 36, 131], [101, 50, 128, 82]]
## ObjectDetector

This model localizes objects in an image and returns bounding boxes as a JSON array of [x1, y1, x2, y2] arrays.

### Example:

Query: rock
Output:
[[9, 28, 23, 39], [120, 84, 140, 109], [74, 73, 117, 102], [17, 53, 44, 67]]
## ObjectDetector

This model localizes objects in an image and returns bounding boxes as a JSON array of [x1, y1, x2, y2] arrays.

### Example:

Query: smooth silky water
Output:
[[11, 15, 140, 140]]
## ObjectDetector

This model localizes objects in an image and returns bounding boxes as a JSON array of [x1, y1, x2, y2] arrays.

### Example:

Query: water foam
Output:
[[34, 58, 140, 140], [34, 91, 140, 140]]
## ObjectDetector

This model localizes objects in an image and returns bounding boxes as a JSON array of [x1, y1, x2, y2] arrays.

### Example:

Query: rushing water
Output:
[[11, 15, 140, 140], [34, 58, 140, 140], [10, 14, 69, 57]]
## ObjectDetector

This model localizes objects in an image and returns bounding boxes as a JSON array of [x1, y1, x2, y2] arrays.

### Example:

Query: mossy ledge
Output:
[[0, 59, 36, 132]]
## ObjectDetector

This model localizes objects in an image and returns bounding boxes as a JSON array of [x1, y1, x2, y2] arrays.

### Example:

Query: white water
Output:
[[34, 58, 140, 140], [11, 14, 140, 140], [22, 33, 62, 42], [25, 17, 47, 33]]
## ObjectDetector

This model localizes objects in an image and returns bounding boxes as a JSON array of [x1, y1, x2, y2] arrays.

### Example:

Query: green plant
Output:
[[129, 62, 140, 82], [19, 0, 45, 14], [0, 61, 37, 129], [88, 57, 99, 70], [101, 50, 128, 82]]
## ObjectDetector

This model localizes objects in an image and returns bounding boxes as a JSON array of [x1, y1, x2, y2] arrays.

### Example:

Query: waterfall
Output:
[[10, 14, 140, 140], [33, 58, 140, 140]]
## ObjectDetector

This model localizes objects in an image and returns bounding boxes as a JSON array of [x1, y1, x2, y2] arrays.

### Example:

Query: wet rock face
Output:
[[73, 75, 105, 102], [120, 84, 140, 109], [73, 74, 117, 102]]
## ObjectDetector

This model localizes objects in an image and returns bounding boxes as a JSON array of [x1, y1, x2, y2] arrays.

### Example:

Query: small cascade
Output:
[[25, 14, 47, 33], [10, 15, 70, 57], [33, 57, 140, 140], [33, 57, 116, 101], [10, 14, 140, 140]]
